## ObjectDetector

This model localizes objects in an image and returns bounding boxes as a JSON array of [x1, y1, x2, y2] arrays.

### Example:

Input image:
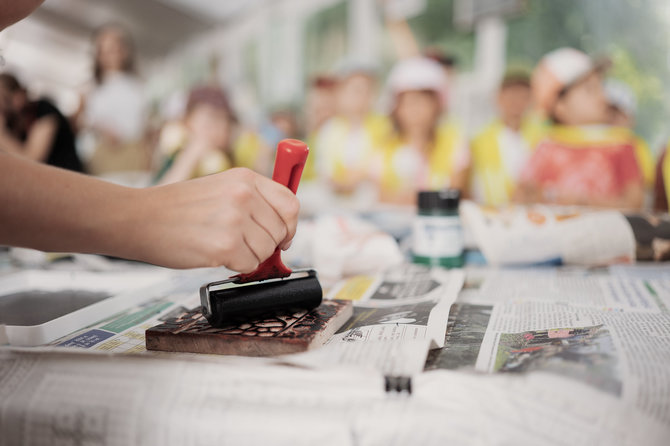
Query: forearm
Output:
[[0, 152, 143, 258]]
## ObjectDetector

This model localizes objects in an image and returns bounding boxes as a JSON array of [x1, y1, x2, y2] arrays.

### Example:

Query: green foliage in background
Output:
[[407, 0, 475, 70]]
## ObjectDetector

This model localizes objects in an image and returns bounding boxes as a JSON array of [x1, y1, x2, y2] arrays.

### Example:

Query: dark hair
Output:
[[93, 23, 136, 84], [424, 48, 458, 69], [500, 71, 531, 90], [186, 85, 238, 123], [310, 75, 337, 90], [0, 72, 22, 93]]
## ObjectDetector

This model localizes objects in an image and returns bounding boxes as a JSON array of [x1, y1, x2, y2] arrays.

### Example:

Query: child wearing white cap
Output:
[[517, 48, 645, 209], [604, 78, 655, 189], [373, 57, 468, 205]]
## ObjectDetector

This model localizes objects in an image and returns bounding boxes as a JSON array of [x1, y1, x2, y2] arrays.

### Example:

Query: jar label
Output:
[[413, 216, 463, 258]]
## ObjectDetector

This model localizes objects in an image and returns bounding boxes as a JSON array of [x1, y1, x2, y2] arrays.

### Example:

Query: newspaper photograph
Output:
[[326, 264, 465, 348], [424, 303, 493, 371], [474, 298, 670, 425]]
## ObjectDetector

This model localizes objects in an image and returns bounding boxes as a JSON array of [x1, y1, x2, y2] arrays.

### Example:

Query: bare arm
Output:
[[385, 17, 421, 60], [157, 142, 202, 185], [0, 152, 299, 271], [0, 116, 57, 162], [0, 0, 43, 30]]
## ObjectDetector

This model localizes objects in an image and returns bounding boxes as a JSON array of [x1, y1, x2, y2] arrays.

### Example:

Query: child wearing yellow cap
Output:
[[517, 48, 644, 210]]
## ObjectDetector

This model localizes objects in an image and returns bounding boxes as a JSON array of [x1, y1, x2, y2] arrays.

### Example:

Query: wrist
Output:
[[91, 185, 150, 261]]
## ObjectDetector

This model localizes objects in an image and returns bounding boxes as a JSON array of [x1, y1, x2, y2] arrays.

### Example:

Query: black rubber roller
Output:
[[200, 269, 323, 327]]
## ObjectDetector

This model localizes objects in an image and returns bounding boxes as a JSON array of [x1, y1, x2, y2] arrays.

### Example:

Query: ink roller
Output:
[[200, 139, 322, 326]]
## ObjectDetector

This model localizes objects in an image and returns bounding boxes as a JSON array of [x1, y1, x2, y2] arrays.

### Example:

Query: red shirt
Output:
[[521, 139, 642, 202]]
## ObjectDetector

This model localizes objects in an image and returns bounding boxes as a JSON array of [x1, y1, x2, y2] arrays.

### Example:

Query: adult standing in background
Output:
[[76, 23, 148, 175]]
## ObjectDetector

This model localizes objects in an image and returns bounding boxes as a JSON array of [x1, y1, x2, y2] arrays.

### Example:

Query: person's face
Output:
[[96, 28, 129, 74], [306, 87, 336, 130], [497, 84, 531, 122], [554, 72, 610, 125], [394, 90, 440, 136], [271, 113, 297, 138], [336, 73, 375, 118], [186, 104, 231, 150]]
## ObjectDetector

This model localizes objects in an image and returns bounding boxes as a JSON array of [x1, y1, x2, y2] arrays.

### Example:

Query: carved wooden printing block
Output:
[[145, 300, 353, 356]]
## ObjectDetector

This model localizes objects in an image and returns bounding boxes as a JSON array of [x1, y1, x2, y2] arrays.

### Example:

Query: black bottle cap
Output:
[[417, 189, 460, 211]]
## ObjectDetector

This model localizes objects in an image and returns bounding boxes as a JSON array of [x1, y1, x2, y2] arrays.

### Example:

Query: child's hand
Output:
[[127, 168, 300, 271]]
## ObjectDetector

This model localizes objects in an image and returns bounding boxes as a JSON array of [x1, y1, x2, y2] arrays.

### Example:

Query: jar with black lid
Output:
[[412, 189, 464, 267]]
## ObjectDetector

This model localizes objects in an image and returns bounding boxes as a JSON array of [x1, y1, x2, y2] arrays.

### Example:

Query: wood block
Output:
[[145, 300, 353, 357]]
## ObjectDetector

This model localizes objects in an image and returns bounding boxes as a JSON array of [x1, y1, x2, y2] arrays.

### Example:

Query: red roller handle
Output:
[[232, 139, 309, 283], [272, 139, 309, 194]]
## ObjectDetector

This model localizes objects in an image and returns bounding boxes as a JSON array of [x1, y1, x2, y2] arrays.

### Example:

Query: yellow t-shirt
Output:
[[376, 120, 466, 198], [470, 116, 546, 206], [314, 114, 391, 186]]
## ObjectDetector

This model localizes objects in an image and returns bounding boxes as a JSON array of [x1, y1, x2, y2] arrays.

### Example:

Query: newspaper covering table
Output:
[[1, 263, 670, 445]]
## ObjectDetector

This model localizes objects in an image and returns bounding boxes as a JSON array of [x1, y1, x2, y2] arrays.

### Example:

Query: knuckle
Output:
[[285, 196, 300, 220], [217, 234, 240, 257], [225, 210, 244, 227], [230, 183, 254, 204], [232, 167, 255, 183]]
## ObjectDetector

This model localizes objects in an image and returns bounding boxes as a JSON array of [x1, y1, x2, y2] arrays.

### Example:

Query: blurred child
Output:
[[155, 86, 237, 185], [653, 141, 670, 212], [517, 48, 644, 210], [470, 70, 545, 206], [302, 76, 337, 180], [0, 73, 83, 173], [314, 66, 390, 194], [374, 57, 468, 205], [604, 79, 655, 189], [305, 76, 337, 139]]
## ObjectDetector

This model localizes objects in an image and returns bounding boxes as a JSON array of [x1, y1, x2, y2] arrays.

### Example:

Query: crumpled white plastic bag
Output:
[[284, 215, 404, 286]]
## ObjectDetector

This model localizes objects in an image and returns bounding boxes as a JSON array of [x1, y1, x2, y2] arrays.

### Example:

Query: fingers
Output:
[[249, 191, 288, 246], [253, 174, 300, 249], [242, 214, 278, 266]]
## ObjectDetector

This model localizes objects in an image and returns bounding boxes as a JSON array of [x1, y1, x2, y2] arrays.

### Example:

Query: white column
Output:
[[347, 0, 380, 66]]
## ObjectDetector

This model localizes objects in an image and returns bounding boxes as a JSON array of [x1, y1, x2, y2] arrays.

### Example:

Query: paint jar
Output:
[[412, 189, 464, 268]]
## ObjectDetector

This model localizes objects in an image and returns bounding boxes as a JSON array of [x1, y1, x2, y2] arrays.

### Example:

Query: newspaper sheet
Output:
[[432, 267, 670, 427], [325, 264, 464, 348], [35, 271, 212, 354], [2, 348, 668, 446], [280, 265, 464, 375]]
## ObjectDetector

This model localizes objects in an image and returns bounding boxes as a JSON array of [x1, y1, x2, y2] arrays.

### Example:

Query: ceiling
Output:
[[0, 0, 264, 113]]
